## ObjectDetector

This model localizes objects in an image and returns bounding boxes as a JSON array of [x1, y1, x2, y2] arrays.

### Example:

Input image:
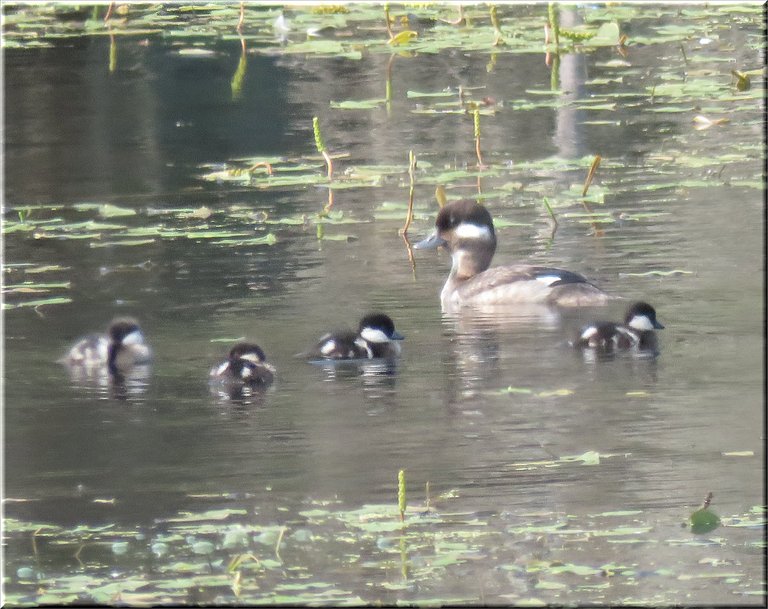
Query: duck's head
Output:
[[624, 302, 664, 331], [358, 313, 404, 343], [414, 200, 497, 278]]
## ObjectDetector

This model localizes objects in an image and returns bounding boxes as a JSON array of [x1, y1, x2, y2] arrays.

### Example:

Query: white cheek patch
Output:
[[454, 222, 493, 241], [535, 275, 563, 287], [240, 352, 263, 364], [628, 315, 655, 331], [121, 330, 144, 346], [360, 327, 390, 344], [241, 367, 253, 379], [320, 340, 337, 356]]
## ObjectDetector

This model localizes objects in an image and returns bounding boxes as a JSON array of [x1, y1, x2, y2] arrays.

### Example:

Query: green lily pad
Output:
[[690, 508, 721, 534]]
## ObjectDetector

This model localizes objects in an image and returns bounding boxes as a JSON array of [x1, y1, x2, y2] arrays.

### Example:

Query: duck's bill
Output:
[[391, 330, 405, 340], [413, 232, 446, 250], [653, 320, 665, 330]]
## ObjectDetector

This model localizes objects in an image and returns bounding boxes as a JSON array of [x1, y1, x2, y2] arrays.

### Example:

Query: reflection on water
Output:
[[63, 361, 152, 402], [307, 359, 400, 405], [208, 381, 273, 409]]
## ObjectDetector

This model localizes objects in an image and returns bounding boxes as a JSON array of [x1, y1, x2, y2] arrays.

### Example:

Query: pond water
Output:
[[3, 4, 765, 606]]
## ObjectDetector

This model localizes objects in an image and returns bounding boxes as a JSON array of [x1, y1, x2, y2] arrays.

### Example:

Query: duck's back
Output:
[[309, 330, 371, 360], [445, 264, 609, 308]]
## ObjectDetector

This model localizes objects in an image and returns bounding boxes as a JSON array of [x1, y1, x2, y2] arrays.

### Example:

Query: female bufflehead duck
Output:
[[573, 301, 664, 351], [414, 200, 610, 310], [210, 342, 275, 387], [302, 313, 404, 360], [61, 317, 152, 375]]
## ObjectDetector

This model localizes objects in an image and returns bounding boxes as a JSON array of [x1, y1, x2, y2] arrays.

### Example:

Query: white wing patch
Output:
[[534, 275, 562, 287], [320, 340, 337, 356], [240, 352, 263, 364], [616, 327, 639, 344], [354, 337, 374, 358], [580, 326, 599, 341], [214, 362, 230, 376], [454, 222, 493, 241]]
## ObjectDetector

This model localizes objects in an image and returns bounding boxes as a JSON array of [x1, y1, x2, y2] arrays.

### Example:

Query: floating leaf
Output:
[[330, 98, 386, 110], [98, 204, 137, 218], [90, 239, 156, 248], [620, 269, 693, 277], [191, 540, 215, 555], [388, 30, 418, 45], [584, 22, 621, 46], [3, 296, 73, 310], [406, 89, 455, 98], [690, 508, 721, 534]]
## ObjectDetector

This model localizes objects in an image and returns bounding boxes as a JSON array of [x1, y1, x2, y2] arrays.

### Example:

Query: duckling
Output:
[[302, 313, 404, 360], [61, 317, 151, 375], [414, 199, 610, 310], [210, 342, 275, 387], [574, 301, 664, 352]]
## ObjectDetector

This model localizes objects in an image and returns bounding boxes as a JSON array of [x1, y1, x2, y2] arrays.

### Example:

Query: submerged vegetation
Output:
[[2, 2, 765, 605], [4, 484, 765, 605]]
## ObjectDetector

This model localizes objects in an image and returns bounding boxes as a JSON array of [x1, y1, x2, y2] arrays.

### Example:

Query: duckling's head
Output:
[[107, 317, 148, 375], [226, 342, 275, 383], [228, 342, 268, 364], [358, 313, 404, 343], [414, 200, 497, 278], [108, 317, 145, 347], [624, 302, 664, 331]]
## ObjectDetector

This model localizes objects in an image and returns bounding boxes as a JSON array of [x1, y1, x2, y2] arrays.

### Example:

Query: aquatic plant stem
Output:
[[474, 109, 485, 169], [490, 5, 503, 46], [312, 117, 334, 182], [312, 117, 334, 213], [580, 155, 604, 236], [385, 54, 395, 116], [547, 3, 560, 49], [237, 2, 245, 33], [398, 469, 406, 522], [275, 526, 286, 562], [582, 155, 601, 197], [435, 185, 447, 208], [400, 150, 416, 236], [542, 197, 558, 227], [384, 3, 393, 40], [108, 32, 116, 73]]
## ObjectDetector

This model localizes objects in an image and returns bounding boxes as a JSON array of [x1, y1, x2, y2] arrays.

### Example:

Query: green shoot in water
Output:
[[490, 5, 503, 46], [312, 116, 333, 182], [582, 155, 601, 196], [473, 109, 485, 168], [398, 469, 406, 522]]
